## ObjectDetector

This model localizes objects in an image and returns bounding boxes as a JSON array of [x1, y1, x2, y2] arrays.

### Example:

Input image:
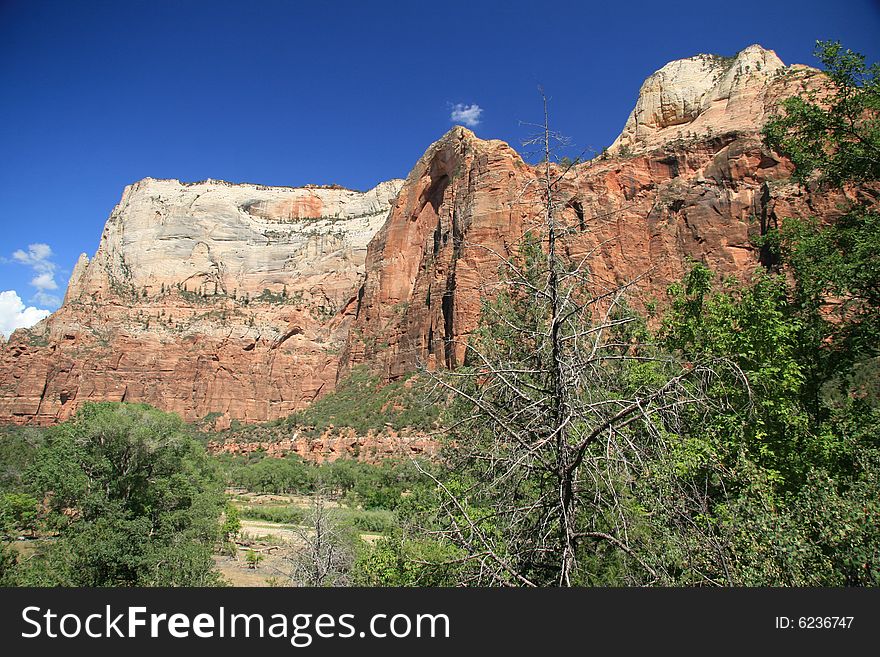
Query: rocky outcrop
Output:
[[207, 428, 439, 463], [0, 178, 402, 426], [609, 45, 816, 154], [341, 46, 854, 380], [0, 44, 857, 430], [66, 178, 402, 304]]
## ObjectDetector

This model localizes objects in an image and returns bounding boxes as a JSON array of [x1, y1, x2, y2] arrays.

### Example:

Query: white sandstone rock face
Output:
[[609, 44, 788, 154], [63, 253, 90, 304], [68, 177, 404, 302], [0, 176, 405, 426]]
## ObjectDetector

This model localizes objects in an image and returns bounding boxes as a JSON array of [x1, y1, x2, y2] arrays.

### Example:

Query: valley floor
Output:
[[214, 490, 383, 587]]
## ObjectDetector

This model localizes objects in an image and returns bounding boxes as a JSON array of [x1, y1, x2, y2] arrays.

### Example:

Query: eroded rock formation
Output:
[[341, 46, 855, 381], [0, 178, 402, 425], [1, 45, 855, 435], [207, 428, 439, 464]]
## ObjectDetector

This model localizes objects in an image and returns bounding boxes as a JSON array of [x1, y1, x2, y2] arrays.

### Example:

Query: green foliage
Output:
[[219, 454, 428, 513], [763, 42, 880, 366], [0, 542, 17, 585], [234, 502, 394, 535], [256, 288, 293, 304], [226, 454, 313, 494], [654, 254, 880, 585], [0, 425, 44, 493], [0, 493, 38, 537], [341, 459, 424, 511], [286, 366, 441, 435], [661, 266, 811, 485], [318, 458, 361, 496], [763, 40, 880, 186], [352, 535, 466, 586], [4, 402, 225, 586], [769, 209, 880, 373], [245, 549, 265, 569], [350, 473, 469, 585], [221, 502, 241, 541], [334, 508, 395, 534], [237, 505, 306, 525]]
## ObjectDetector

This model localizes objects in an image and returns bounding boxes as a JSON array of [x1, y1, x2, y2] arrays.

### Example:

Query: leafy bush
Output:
[[334, 508, 396, 534], [5, 402, 225, 586], [238, 505, 305, 525]]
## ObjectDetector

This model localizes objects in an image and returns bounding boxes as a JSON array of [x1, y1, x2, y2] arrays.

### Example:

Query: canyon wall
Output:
[[0, 179, 401, 426], [342, 46, 855, 380], [0, 45, 854, 431]]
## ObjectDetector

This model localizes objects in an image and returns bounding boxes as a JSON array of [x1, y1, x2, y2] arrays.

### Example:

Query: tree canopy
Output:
[[1, 402, 225, 586]]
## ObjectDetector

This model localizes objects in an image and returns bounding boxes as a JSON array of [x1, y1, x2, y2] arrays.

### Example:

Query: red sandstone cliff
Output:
[[341, 47, 858, 380], [0, 179, 402, 426], [0, 45, 857, 428]]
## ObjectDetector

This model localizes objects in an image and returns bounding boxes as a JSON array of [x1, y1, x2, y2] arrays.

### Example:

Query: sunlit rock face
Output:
[[342, 47, 849, 382], [0, 178, 402, 426], [2, 44, 857, 430], [67, 177, 403, 304], [609, 45, 802, 155]]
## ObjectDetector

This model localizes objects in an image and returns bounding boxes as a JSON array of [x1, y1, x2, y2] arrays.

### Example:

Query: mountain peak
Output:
[[608, 44, 792, 154]]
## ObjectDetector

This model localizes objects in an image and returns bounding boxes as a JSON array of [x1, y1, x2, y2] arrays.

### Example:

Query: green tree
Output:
[[13, 402, 225, 586], [221, 502, 241, 544], [0, 493, 39, 537], [657, 267, 880, 584], [763, 40, 880, 372], [228, 455, 312, 494], [764, 40, 879, 186]]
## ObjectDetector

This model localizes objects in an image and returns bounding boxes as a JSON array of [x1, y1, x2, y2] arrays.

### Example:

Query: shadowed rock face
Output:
[[0, 45, 857, 433]]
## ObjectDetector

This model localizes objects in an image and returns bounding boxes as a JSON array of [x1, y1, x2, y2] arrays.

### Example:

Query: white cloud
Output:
[[9, 242, 61, 309], [31, 272, 58, 291], [450, 103, 484, 128], [0, 290, 51, 338], [13, 243, 54, 272], [33, 291, 61, 307]]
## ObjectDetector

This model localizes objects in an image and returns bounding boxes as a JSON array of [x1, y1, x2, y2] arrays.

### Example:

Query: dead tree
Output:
[[419, 90, 741, 586], [286, 492, 356, 587]]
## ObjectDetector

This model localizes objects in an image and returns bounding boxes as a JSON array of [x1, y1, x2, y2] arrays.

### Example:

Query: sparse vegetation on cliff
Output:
[[281, 366, 441, 436]]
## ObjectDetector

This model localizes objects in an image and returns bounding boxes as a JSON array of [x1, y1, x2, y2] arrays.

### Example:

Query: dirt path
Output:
[[239, 519, 303, 544], [216, 518, 299, 586]]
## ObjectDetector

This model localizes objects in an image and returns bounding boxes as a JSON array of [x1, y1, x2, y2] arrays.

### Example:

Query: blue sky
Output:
[[1, 0, 879, 335]]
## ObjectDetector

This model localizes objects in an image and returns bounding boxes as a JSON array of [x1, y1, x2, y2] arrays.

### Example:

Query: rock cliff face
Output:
[[610, 45, 805, 154], [0, 45, 854, 431], [66, 178, 402, 304], [0, 178, 402, 426], [207, 428, 438, 464], [342, 46, 852, 380]]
